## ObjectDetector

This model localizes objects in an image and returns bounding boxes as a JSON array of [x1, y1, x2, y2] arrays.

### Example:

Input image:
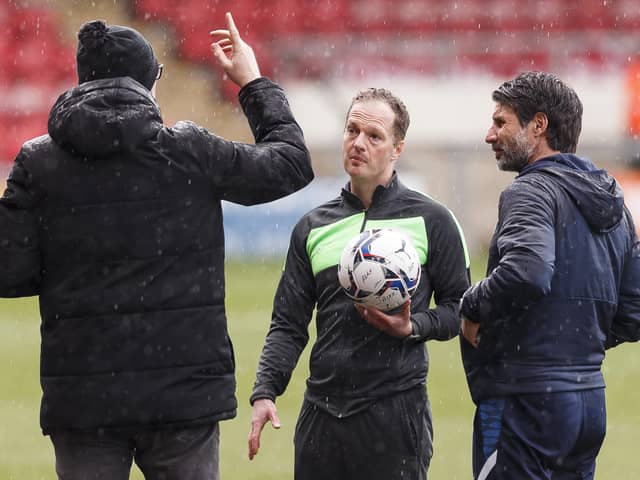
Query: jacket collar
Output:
[[341, 171, 401, 209]]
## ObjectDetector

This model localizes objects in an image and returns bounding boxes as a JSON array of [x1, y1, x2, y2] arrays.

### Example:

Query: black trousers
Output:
[[294, 387, 433, 480], [50, 423, 219, 480]]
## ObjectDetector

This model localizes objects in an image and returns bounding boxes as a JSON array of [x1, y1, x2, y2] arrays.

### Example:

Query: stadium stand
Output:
[[0, 2, 75, 163], [2, 0, 640, 164], [1, 0, 639, 255], [131, 0, 639, 85]]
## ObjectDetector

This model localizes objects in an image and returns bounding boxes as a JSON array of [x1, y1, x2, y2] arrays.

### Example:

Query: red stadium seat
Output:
[[483, 0, 537, 31], [566, 49, 611, 72], [173, 0, 272, 61], [132, 0, 174, 21], [0, 2, 75, 144], [529, 0, 573, 31], [0, 112, 49, 163], [126, 0, 640, 99], [10, 6, 60, 42], [0, 1, 10, 26], [572, 0, 617, 29], [613, 0, 640, 30], [280, 0, 348, 34], [175, 19, 215, 63], [4, 5, 74, 84], [236, 0, 340, 37], [434, 0, 492, 32], [346, 0, 396, 33], [455, 51, 550, 77], [387, 0, 442, 33]]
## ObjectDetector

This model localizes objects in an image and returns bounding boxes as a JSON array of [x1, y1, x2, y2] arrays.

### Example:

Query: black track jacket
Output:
[[251, 175, 470, 417], [0, 76, 313, 433]]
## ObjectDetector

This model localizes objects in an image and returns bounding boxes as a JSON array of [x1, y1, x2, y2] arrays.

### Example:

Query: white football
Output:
[[337, 228, 421, 311]]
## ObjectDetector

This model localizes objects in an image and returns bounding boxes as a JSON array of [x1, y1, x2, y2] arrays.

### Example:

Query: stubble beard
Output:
[[497, 128, 534, 173]]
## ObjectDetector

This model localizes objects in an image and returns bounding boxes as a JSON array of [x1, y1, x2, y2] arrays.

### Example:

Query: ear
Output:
[[391, 139, 405, 162], [532, 112, 548, 137]]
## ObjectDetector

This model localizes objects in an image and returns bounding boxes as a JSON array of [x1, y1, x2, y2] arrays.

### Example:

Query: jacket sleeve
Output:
[[410, 207, 471, 341], [0, 154, 41, 297], [607, 225, 640, 348], [461, 179, 555, 324], [187, 77, 313, 205], [250, 219, 316, 404]]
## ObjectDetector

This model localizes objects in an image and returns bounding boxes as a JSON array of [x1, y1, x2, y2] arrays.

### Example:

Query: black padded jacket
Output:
[[0, 76, 313, 433]]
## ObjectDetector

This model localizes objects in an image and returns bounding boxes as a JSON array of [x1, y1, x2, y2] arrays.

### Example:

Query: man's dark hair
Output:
[[347, 88, 410, 144], [493, 71, 583, 153]]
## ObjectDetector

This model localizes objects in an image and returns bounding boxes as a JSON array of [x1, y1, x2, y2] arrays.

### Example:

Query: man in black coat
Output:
[[0, 12, 313, 479]]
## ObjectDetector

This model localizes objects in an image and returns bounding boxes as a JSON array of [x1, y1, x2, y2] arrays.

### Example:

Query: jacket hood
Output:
[[48, 77, 163, 157], [520, 153, 624, 232]]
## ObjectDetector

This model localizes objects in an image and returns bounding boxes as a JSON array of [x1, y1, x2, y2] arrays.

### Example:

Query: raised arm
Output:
[[199, 12, 313, 205], [210, 12, 260, 88]]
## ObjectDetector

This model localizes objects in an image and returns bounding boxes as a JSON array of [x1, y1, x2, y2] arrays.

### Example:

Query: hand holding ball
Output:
[[337, 228, 421, 312]]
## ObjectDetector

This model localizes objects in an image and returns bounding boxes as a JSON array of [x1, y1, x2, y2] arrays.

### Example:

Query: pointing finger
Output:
[[226, 12, 240, 42], [248, 417, 265, 459]]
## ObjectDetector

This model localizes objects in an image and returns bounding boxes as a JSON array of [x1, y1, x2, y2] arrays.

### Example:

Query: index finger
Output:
[[248, 421, 263, 458], [226, 12, 240, 41]]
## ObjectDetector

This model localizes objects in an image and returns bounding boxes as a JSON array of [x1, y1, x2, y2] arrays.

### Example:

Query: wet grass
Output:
[[0, 258, 638, 478]]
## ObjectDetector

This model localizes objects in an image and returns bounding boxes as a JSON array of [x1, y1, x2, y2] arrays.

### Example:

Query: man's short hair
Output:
[[347, 88, 410, 143], [492, 71, 583, 153]]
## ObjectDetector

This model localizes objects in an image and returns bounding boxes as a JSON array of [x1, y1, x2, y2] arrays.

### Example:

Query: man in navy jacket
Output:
[[461, 71, 640, 480]]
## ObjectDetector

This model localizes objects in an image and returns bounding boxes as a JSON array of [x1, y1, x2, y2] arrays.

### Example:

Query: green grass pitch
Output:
[[0, 259, 638, 479]]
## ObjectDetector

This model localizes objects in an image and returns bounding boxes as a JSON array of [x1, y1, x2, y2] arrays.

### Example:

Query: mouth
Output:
[[492, 148, 503, 160], [349, 154, 366, 165]]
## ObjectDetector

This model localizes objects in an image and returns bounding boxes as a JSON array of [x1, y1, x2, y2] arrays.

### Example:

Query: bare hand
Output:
[[248, 398, 281, 460], [355, 300, 412, 337], [210, 12, 261, 87], [461, 315, 480, 348]]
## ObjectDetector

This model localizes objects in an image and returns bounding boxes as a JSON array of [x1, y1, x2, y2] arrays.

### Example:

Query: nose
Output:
[[353, 132, 366, 151], [485, 126, 497, 144]]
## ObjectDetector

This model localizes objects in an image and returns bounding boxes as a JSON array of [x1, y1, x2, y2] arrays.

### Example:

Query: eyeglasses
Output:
[[156, 64, 164, 80]]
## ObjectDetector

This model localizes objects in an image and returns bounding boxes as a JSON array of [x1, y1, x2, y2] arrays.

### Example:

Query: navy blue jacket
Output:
[[0, 76, 313, 433], [461, 154, 640, 403]]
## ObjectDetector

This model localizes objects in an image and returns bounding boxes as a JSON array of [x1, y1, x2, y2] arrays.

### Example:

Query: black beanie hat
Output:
[[76, 20, 159, 90]]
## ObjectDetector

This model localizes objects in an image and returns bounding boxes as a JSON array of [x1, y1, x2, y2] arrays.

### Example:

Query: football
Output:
[[337, 228, 421, 311]]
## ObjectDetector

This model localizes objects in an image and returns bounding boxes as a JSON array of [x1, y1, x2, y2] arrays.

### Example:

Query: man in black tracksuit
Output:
[[461, 71, 640, 479], [248, 88, 471, 479], [0, 14, 313, 479]]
